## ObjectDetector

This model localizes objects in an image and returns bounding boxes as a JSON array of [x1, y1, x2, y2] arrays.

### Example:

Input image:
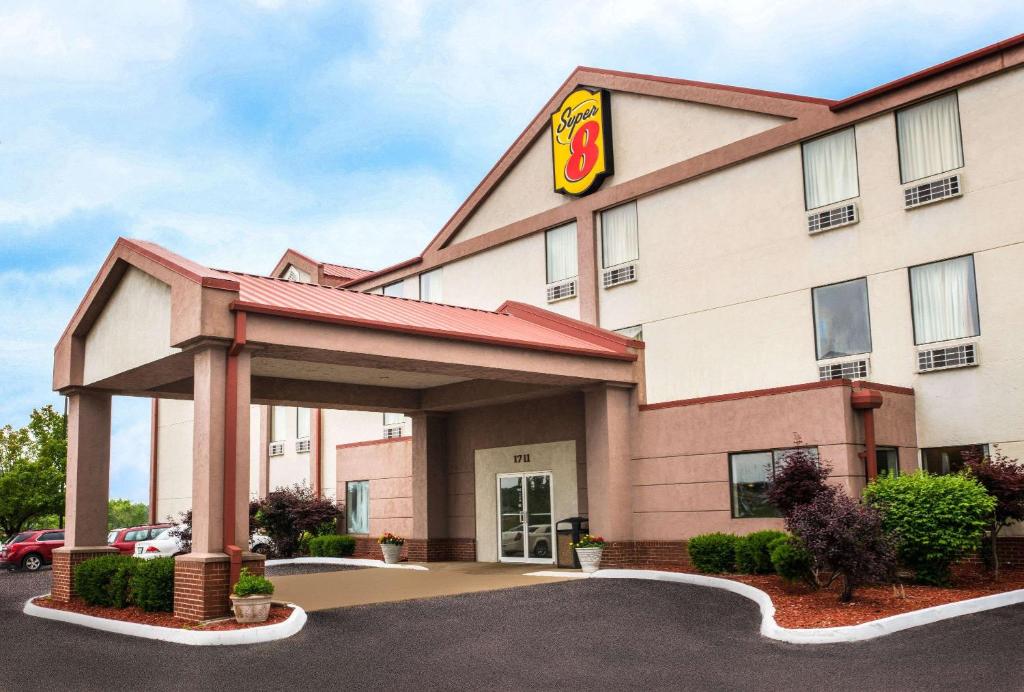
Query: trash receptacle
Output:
[[556, 516, 589, 569]]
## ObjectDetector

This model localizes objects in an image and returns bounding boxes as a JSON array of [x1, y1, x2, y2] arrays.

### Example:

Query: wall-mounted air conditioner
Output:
[[917, 342, 977, 372], [904, 174, 962, 209], [818, 358, 869, 381], [808, 203, 858, 234], [269, 442, 285, 457], [602, 263, 637, 289], [546, 279, 577, 303]]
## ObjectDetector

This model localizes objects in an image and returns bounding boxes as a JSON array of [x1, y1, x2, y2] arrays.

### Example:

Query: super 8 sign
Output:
[[551, 87, 613, 196]]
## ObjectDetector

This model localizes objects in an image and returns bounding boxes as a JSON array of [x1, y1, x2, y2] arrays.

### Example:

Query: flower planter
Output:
[[230, 593, 273, 624], [380, 543, 403, 564], [575, 547, 603, 573]]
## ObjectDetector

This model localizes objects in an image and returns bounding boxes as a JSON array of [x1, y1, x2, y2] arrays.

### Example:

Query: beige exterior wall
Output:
[[83, 267, 177, 385], [320, 409, 385, 502], [336, 439, 413, 538], [155, 398, 193, 522]]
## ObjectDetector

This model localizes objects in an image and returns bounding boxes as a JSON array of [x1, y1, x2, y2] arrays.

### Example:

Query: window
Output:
[[876, 447, 900, 477], [922, 444, 987, 475], [419, 268, 443, 302], [107, 531, 118, 544], [730, 447, 819, 518], [614, 325, 643, 341], [545, 222, 578, 284], [802, 128, 859, 210], [601, 202, 639, 268], [812, 278, 871, 359], [896, 92, 964, 183], [909, 255, 980, 345], [296, 407, 310, 439], [383, 412, 406, 426], [39, 531, 64, 542], [270, 406, 289, 442], [383, 281, 404, 298], [346, 481, 369, 534]]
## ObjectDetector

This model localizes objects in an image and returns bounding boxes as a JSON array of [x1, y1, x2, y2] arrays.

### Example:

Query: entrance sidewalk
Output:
[[268, 562, 575, 611]]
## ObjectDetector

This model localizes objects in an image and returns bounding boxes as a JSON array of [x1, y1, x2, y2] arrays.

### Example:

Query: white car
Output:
[[133, 527, 185, 559]]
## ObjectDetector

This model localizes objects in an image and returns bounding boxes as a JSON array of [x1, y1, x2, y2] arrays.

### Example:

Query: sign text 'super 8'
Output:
[[551, 87, 613, 196]]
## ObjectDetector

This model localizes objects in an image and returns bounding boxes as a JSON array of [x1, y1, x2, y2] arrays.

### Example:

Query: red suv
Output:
[[107, 524, 171, 556], [0, 529, 64, 571]]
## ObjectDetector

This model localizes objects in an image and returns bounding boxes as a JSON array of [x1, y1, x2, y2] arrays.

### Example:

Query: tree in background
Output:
[[0, 406, 67, 538], [964, 448, 1024, 579], [108, 499, 149, 530]]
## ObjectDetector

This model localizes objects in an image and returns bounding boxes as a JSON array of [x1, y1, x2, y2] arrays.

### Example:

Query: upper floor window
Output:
[[909, 255, 979, 345], [896, 92, 964, 183], [419, 268, 443, 302], [545, 222, 578, 284], [601, 201, 638, 268], [383, 281, 404, 298], [812, 278, 871, 359], [614, 325, 643, 341], [802, 127, 859, 210], [271, 406, 289, 442], [296, 407, 310, 439]]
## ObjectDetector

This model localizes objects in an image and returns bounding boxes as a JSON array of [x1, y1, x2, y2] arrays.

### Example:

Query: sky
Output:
[[1, 1, 1022, 504]]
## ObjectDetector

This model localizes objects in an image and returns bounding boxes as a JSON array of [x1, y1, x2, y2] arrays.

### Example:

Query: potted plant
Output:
[[230, 568, 275, 624], [378, 532, 404, 564], [571, 534, 606, 573]]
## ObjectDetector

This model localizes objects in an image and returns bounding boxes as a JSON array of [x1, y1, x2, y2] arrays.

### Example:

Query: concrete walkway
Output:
[[268, 561, 575, 611]]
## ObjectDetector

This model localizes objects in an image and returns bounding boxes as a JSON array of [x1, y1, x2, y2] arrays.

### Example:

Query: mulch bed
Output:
[[621, 564, 1024, 629], [32, 596, 293, 631]]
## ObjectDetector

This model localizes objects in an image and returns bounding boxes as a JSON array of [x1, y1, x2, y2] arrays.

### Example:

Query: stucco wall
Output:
[[336, 439, 413, 537], [320, 409, 384, 501], [155, 398, 193, 522]]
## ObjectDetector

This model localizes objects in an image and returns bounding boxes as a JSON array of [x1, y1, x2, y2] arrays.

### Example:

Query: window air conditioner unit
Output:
[[602, 263, 637, 289], [807, 203, 858, 234], [296, 438, 311, 454], [917, 342, 978, 372], [904, 174, 962, 209], [383, 425, 405, 440], [818, 358, 869, 381], [269, 442, 285, 457], [546, 279, 577, 303]]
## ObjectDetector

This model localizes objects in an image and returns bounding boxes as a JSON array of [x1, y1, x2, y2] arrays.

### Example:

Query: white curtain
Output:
[[802, 128, 858, 209], [296, 407, 310, 439], [346, 481, 369, 534], [545, 222, 578, 283], [731, 452, 773, 483], [897, 93, 964, 183], [910, 255, 979, 344], [419, 268, 443, 302], [271, 406, 289, 442], [601, 202, 639, 268], [383, 411, 407, 426]]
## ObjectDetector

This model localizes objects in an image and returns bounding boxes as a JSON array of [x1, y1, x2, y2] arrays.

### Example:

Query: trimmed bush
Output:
[[769, 535, 815, 587], [308, 534, 356, 557], [735, 530, 788, 574], [131, 557, 175, 612], [75, 555, 138, 608], [688, 533, 738, 573], [864, 471, 995, 585], [233, 568, 274, 597]]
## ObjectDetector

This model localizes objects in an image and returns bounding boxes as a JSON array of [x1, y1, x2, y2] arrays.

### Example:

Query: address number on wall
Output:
[[513, 453, 531, 464]]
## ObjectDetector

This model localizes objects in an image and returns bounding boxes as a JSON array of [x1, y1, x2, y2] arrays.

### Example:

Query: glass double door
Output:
[[497, 472, 554, 563]]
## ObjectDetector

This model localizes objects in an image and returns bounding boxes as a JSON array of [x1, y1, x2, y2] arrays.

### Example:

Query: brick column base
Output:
[[174, 553, 266, 622], [405, 538, 476, 562], [597, 541, 692, 570], [51, 546, 120, 602]]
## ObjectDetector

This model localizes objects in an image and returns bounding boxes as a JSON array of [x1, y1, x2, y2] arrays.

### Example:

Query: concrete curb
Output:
[[23, 596, 307, 646], [529, 568, 1024, 644], [264, 557, 428, 571]]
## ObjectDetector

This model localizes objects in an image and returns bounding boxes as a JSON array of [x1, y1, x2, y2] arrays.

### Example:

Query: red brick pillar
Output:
[[174, 553, 266, 622], [52, 547, 119, 602]]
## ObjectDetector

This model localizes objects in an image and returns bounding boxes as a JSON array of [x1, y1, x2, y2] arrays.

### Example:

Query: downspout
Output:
[[851, 388, 884, 482], [312, 408, 323, 497], [224, 310, 247, 591], [149, 399, 159, 524]]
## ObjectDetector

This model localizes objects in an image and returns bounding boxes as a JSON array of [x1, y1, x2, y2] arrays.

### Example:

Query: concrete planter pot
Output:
[[380, 543, 403, 564], [230, 593, 273, 624], [575, 547, 603, 573]]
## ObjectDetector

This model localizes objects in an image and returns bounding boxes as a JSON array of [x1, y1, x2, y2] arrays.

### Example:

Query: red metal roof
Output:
[[224, 271, 635, 361], [322, 262, 373, 282]]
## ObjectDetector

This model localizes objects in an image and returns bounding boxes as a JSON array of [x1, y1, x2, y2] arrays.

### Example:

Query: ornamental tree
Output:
[[963, 448, 1024, 579], [765, 446, 835, 518], [250, 484, 340, 558]]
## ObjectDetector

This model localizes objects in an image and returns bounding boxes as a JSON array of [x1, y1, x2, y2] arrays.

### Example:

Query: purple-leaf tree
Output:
[[765, 446, 835, 518], [964, 448, 1024, 579]]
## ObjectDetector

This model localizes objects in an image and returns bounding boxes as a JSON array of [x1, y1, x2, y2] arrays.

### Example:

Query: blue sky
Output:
[[2, 1, 1022, 504]]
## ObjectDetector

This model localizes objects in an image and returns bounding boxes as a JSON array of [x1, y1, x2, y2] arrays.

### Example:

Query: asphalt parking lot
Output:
[[4, 568, 1024, 691]]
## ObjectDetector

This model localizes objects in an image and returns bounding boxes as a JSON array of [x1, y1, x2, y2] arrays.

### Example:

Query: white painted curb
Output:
[[264, 556, 428, 571], [530, 568, 1024, 644], [23, 597, 307, 646]]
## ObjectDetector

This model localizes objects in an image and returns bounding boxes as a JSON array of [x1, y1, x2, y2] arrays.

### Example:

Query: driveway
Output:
[[3, 569, 1024, 691]]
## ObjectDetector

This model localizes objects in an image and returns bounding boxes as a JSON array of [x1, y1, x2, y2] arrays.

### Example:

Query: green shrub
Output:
[[131, 557, 175, 612], [770, 535, 815, 587], [308, 534, 356, 557], [687, 533, 738, 573], [734, 530, 788, 574], [864, 472, 995, 585], [233, 568, 274, 598], [75, 555, 138, 608]]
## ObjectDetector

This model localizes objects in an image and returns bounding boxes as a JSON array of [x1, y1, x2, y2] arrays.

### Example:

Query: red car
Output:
[[107, 524, 172, 556], [0, 529, 65, 571]]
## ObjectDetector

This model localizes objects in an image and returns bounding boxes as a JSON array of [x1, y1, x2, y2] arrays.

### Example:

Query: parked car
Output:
[[107, 524, 172, 555], [500, 524, 552, 558], [132, 526, 186, 560], [250, 533, 274, 555], [0, 529, 65, 571]]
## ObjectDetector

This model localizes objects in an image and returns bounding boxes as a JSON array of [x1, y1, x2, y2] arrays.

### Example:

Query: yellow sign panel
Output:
[[551, 87, 613, 196]]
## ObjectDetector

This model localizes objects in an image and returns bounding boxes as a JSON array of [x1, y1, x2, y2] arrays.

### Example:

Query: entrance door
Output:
[[497, 472, 555, 563]]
